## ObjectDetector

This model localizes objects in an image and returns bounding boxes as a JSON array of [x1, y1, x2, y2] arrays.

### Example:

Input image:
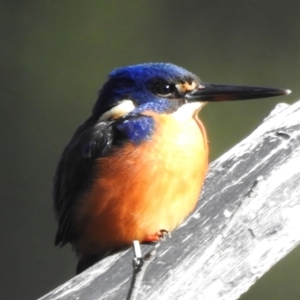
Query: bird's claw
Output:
[[158, 229, 170, 240], [143, 229, 170, 243]]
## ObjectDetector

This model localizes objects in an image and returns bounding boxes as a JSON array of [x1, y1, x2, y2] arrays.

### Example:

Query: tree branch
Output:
[[40, 100, 300, 300]]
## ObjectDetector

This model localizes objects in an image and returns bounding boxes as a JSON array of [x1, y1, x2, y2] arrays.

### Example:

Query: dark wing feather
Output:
[[53, 116, 115, 247]]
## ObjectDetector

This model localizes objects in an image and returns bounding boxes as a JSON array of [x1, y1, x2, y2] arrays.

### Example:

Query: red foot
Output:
[[143, 229, 169, 243]]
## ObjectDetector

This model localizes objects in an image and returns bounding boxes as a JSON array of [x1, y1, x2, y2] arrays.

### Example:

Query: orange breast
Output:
[[76, 110, 209, 255]]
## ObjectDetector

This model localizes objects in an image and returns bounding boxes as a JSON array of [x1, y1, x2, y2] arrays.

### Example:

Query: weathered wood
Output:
[[40, 100, 300, 300]]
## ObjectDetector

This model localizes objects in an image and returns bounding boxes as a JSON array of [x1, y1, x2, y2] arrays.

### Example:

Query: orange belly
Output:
[[76, 111, 208, 255]]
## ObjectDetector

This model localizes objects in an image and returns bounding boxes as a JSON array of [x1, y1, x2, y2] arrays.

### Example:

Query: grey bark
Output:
[[40, 100, 300, 300]]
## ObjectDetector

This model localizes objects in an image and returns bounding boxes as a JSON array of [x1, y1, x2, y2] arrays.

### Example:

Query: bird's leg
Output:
[[143, 229, 169, 243]]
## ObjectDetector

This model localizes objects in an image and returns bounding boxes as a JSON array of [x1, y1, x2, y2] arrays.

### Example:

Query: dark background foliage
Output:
[[1, 1, 299, 299]]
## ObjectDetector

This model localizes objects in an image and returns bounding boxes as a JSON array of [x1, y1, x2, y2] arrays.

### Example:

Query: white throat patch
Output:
[[172, 102, 206, 121]]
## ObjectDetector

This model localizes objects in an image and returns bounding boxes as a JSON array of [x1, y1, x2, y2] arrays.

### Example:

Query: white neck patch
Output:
[[100, 100, 136, 121]]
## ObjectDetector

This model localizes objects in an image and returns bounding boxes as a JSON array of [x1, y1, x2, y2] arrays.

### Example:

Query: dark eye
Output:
[[153, 83, 176, 96]]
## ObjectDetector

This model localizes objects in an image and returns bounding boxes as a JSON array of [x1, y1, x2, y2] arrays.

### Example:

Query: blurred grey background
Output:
[[1, 1, 299, 299]]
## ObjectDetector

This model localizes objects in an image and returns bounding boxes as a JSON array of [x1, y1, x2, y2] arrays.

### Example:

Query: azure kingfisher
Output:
[[54, 63, 290, 274]]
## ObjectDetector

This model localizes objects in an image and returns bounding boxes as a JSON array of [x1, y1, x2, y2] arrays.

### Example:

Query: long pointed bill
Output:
[[184, 83, 291, 102]]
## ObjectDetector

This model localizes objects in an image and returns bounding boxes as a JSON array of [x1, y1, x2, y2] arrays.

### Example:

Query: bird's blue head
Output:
[[90, 62, 289, 144], [92, 63, 201, 118]]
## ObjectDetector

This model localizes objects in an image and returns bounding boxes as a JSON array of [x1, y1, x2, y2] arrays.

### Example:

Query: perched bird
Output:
[[54, 63, 290, 273]]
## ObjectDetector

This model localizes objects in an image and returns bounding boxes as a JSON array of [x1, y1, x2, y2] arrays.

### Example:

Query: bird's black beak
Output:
[[184, 83, 291, 102]]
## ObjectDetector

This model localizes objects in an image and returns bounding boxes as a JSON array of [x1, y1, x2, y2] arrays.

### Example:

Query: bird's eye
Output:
[[153, 83, 176, 96]]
